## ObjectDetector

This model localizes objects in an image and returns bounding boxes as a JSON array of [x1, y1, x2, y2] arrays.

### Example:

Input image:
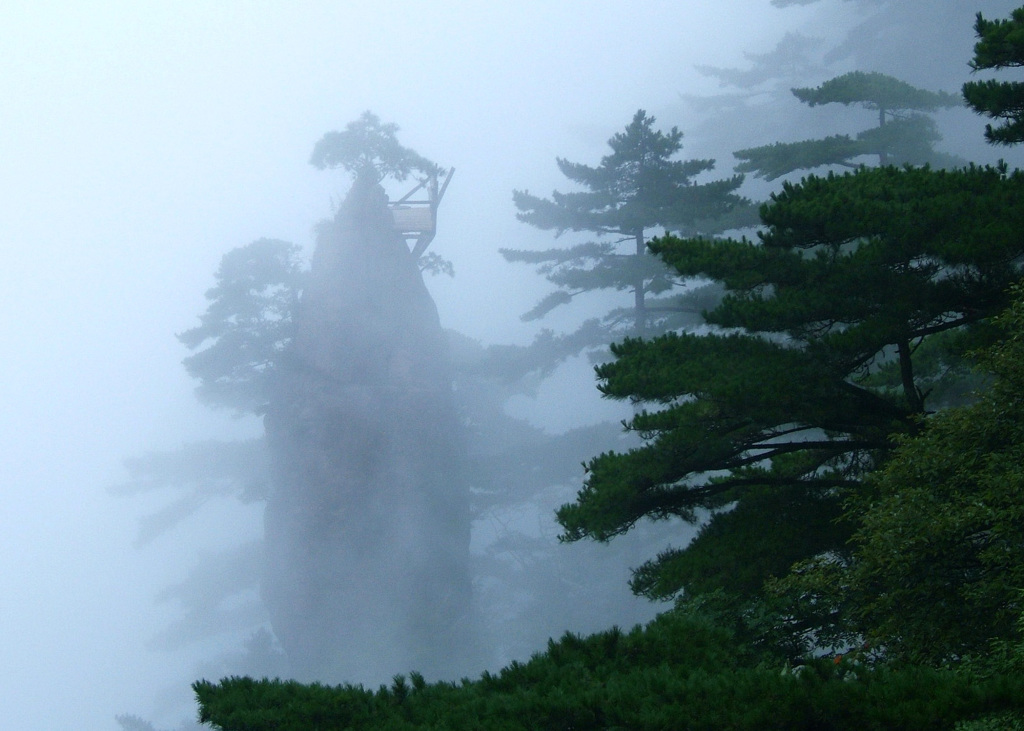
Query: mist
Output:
[[2, 2, 1022, 728]]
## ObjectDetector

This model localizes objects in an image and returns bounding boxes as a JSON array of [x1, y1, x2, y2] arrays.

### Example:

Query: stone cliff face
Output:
[[261, 177, 471, 683]]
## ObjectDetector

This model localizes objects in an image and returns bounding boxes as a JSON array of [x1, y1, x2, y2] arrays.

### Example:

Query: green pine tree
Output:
[[772, 284, 1024, 664], [503, 110, 749, 360], [963, 7, 1024, 145], [735, 71, 963, 180], [556, 163, 1024, 623], [193, 607, 1024, 731]]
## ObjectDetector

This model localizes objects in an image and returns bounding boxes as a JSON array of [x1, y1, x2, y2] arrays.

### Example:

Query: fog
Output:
[[1, 2, 1021, 728]]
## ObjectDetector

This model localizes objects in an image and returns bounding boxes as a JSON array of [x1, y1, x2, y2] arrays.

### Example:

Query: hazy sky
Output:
[[0, 2, 1011, 728]]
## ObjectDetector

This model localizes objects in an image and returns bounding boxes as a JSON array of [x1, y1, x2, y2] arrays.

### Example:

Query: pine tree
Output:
[[734, 71, 963, 180], [503, 110, 748, 358], [177, 238, 304, 415], [773, 285, 1024, 664], [308, 110, 440, 181], [963, 7, 1024, 144], [556, 163, 1024, 617]]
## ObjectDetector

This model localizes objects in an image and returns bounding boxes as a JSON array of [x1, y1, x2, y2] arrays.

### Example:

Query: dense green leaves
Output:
[[736, 72, 963, 179], [791, 71, 961, 113], [630, 484, 847, 603], [964, 8, 1024, 144], [558, 163, 1024, 608], [194, 607, 1024, 731], [776, 285, 1024, 664], [734, 135, 864, 182]]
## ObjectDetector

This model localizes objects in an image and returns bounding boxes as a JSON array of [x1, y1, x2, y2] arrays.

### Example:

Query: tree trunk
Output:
[[634, 230, 647, 336], [897, 338, 924, 414]]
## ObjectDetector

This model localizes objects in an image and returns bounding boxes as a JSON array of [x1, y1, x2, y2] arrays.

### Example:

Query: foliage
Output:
[[957, 713, 1024, 731], [115, 713, 206, 731], [112, 439, 268, 547], [511, 109, 744, 239], [963, 7, 1024, 144], [556, 163, 1024, 616], [193, 607, 1024, 731], [416, 251, 454, 278], [735, 71, 963, 180], [695, 31, 828, 91], [309, 110, 441, 182], [957, 604, 1024, 730], [503, 109, 749, 369], [772, 285, 1024, 664], [792, 71, 961, 113], [115, 716, 159, 731], [178, 238, 305, 415]]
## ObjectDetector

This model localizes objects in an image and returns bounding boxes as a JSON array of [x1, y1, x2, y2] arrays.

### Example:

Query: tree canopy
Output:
[[178, 238, 304, 415], [512, 110, 744, 239], [193, 607, 1024, 731], [503, 109, 748, 365], [735, 71, 963, 180], [309, 110, 441, 182], [964, 8, 1024, 144], [556, 163, 1024, 612], [773, 283, 1024, 664]]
